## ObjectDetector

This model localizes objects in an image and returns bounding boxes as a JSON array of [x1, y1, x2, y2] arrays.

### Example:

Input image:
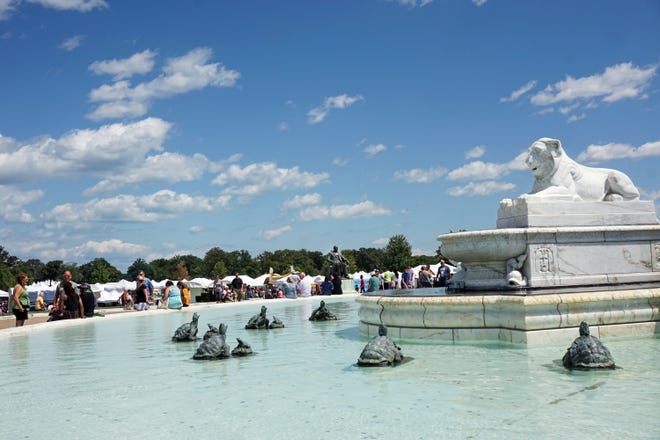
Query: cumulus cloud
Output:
[[363, 143, 386, 157], [447, 181, 516, 197], [212, 162, 330, 197], [577, 140, 660, 163], [465, 145, 486, 159], [87, 47, 240, 120], [307, 94, 364, 124], [283, 193, 322, 209], [500, 80, 536, 102], [297, 200, 392, 221], [30, 0, 108, 12], [447, 150, 528, 181], [0, 117, 171, 185], [531, 62, 656, 106], [260, 225, 292, 240], [59, 35, 85, 51], [393, 166, 447, 183], [89, 49, 157, 80], [1, 0, 107, 20], [0, 185, 43, 222], [331, 157, 349, 166], [42, 190, 232, 229], [83, 151, 228, 195]]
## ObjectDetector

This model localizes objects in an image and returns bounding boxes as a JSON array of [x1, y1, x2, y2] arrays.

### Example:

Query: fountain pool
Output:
[[2, 296, 659, 439]]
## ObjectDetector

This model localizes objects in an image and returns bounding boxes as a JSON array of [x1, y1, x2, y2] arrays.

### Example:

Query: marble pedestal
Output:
[[439, 199, 660, 291]]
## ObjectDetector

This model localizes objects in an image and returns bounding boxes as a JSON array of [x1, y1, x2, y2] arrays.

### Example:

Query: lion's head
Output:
[[525, 137, 564, 179]]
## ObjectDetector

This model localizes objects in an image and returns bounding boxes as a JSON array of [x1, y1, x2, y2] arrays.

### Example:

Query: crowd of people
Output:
[[6, 260, 453, 327], [359, 259, 453, 293]]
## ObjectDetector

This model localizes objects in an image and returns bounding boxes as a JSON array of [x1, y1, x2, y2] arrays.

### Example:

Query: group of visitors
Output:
[[361, 259, 453, 292], [8, 270, 97, 327]]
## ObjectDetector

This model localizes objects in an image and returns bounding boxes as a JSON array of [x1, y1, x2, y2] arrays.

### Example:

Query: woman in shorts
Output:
[[12, 273, 30, 326]]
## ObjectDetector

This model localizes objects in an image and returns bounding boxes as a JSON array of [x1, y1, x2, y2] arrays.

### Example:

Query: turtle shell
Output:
[[562, 335, 615, 370], [357, 336, 403, 366]]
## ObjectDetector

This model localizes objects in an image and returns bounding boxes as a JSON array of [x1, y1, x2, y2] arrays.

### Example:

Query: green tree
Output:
[[351, 247, 385, 272], [202, 247, 227, 277], [213, 260, 228, 278], [78, 258, 122, 283], [384, 234, 413, 271], [126, 258, 151, 280], [43, 260, 65, 282]]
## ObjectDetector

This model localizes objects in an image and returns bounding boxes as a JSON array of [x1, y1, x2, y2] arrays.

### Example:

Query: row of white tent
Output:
[[0, 262, 452, 302]]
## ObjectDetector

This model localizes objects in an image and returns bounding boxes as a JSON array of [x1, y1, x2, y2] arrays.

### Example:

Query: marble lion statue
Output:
[[523, 137, 640, 201]]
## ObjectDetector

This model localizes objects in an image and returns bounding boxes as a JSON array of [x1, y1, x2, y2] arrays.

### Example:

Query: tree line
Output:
[[0, 235, 443, 289]]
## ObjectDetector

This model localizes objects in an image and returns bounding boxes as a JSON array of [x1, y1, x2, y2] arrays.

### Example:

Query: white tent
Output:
[[0, 289, 7, 298]]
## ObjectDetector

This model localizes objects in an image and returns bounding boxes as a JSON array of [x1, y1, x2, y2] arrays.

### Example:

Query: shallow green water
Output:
[[2, 296, 659, 439]]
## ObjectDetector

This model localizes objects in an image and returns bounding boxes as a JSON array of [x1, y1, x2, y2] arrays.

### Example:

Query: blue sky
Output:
[[1, 0, 659, 272]]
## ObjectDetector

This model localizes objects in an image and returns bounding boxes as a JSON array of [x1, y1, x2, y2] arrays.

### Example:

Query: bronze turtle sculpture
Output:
[[268, 315, 285, 329], [231, 338, 254, 357], [172, 312, 199, 341], [357, 324, 403, 367], [245, 305, 270, 329], [203, 323, 219, 340], [308, 300, 337, 321], [193, 323, 230, 360], [562, 322, 615, 370]]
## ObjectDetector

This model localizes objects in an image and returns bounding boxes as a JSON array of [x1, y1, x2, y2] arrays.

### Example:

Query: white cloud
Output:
[[577, 140, 660, 163], [331, 157, 349, 166], [297, 200, 392, 221], [363, 143, 386, 157], [531, 62, 656, 106], [465, 145, 486, 159], [212, 162, 330, 197], [59, 35, 85, 51], [447, 181, 516, 197], [472, 0, 487, 5], [260, 225, 292, 240], [87, 47, 240, 120], [1, 0, 106, 20], [83, 151, 222, 195], [307, 94, 364, 124], [372, 237, 389, 246], [447, 151, 527, 181], [0, 185, 43, 222], [283, 193, 322, 209], [0, 117, 171, 185], [278, 121, 289, 132], [29, 0, 108, 12], [390, 0, 434, 7], [394, 166, 447, 183], [567, 113, 587, 123], [89, 49, 157, 80], [189, 225, 203, 233], [42, 190, 232, 229], [500, 80, 536, 102]]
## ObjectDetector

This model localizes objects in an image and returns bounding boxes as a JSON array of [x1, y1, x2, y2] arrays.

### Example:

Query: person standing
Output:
[[231, 273, 244, 302], [382, 270, 394, 290], [367, 271, 381, 292], [53, 270, 78, 313], [401, 266, 414, 289], [296, 272, 312, 297], [359, 275, 366, 293], [436, 259, 452, 287], [213, 275, 224, 303], [11, 273, 30, 326]]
